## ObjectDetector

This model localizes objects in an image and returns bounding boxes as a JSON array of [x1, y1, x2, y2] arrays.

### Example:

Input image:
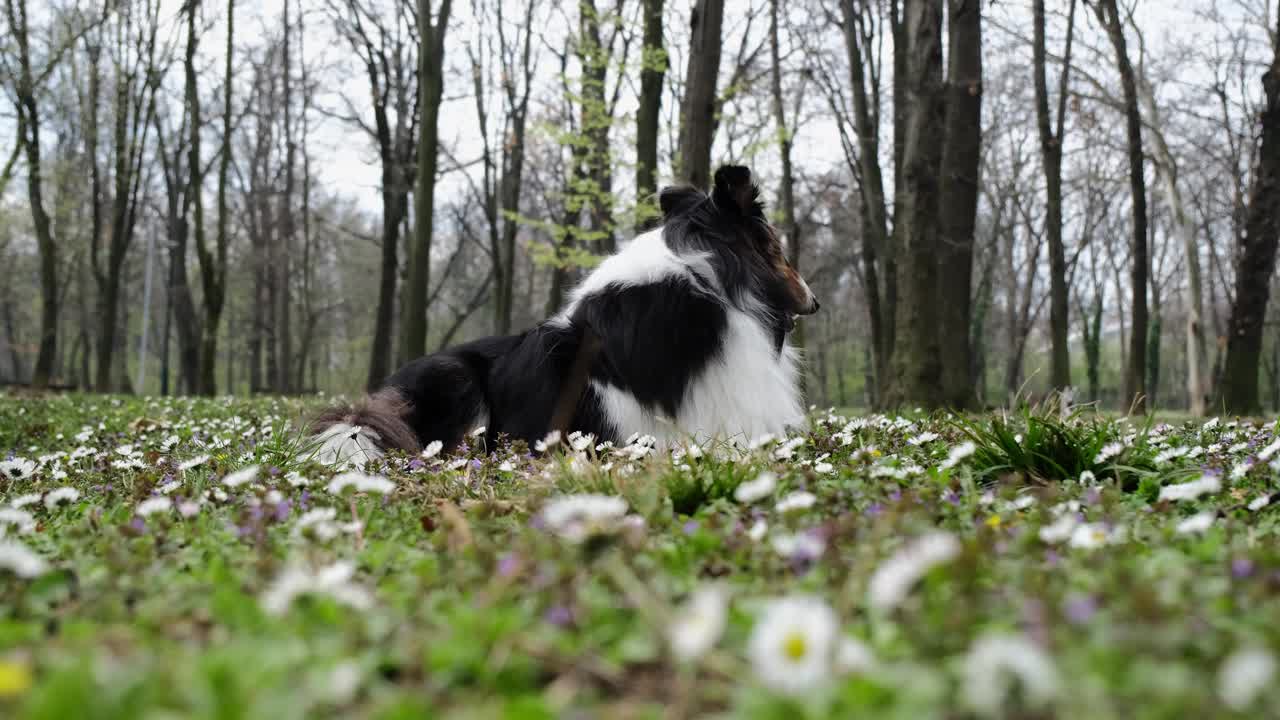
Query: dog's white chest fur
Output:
[[569, 228, 806, 445], [593, 308, 805, 445]]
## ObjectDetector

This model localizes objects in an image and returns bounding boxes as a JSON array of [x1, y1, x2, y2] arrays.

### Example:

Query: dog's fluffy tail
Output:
[[306, 389, 421, 469]]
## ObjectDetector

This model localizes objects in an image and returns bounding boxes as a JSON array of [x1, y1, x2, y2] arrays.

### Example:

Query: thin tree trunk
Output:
[[768, 0, 805, 374], [636, 0, 665, 203], [1094, 0, 1148, 414], [1136, 83, 1208, 414], [1220, 34, 1280, 415], [936, 0, 982, 410], [7, 0, 60, 389], [1033, 0, 1076, 394], [493, 0, 536, 335], [278, 0, 296, 393], [676, 0, 724, 188], [839, 0, 893, 405], [401, 0, 453, 363]]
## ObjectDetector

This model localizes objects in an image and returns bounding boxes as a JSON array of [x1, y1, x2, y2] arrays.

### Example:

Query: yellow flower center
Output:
[[0, 660, 33, 698], [985, 514, 1002, 528], [782, 631, 808, 661]]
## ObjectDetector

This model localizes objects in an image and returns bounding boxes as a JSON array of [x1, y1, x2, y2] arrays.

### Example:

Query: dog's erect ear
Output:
[[658, 185, 702, 219], [712, 165, 759, 216]]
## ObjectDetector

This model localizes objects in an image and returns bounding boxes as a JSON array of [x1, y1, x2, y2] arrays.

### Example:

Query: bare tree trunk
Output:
[[153, 113, 202, 394], [768, 0, 805, 370], [1033, 0, 1076, 394], [1133, 82, 1208, 414], [188, 0, 230, 396], [96, 3, 160, 393], [1220, 32, 1280, 415], [886, 0, 945, 409], [6, 0, 60, 389], [401, 0, 453, 363], [636, 0, 665, 202], [277, 0, 296, 393], [936, 0, 982, 410], [577, 0, 616, 254], [494, 0, 537, 335], [1094, 0, 1148, 414], [838, 0, 894, 405], [676, 0, 723, 188]]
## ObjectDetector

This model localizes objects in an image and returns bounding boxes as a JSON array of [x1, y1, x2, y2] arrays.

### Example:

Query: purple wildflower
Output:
[[1232, 557, 1256, 579], [545, 605, 573, 627], [1063, 594, 1097, 625], [496, 553, 521, 579]]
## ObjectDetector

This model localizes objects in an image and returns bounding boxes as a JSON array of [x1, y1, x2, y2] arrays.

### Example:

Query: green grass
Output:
[[2, 395, 1279, 718]]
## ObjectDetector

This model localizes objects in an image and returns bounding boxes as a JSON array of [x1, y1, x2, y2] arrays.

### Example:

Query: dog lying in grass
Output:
[[310, 165, 818, 467]]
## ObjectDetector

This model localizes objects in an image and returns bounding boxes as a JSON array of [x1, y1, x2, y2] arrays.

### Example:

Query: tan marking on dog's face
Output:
[[756, 224, 818, 315]]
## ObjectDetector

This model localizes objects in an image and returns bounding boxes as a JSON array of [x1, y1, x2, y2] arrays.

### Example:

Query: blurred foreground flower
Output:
[[1158, 473, 1221, 502], [260, 560, 373, 614], [734, 471, 776, 504], [0, 458, 36, 481], [326, 471, 395, 496], [962, 633, 1059, 716], [867, 532, 960, 612], [0, 658, 33, 698], [0, 539, 48, 578], [748, 595, 838, 695], [1218, 647, 1275, 711], [668, 584, 729, 663], [538, 494, 634, 544]]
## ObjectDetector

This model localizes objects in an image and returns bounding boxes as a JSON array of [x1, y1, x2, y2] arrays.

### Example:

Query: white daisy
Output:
[[0, 508, 37, 534], [136, 497, 173, 517], [962, 633, 1059, 716], [668, 585, 729, 663], [776, 491, 817, 514], [1218, 647, 1276, 711], [222, 465, 261, 488], [421, 440, 444, 460], [1067, 523, 1116, 550], [747, 519, 768, 542], [866, 532, 961, 612], [0, 458, 36, 481], [1157, 473, 1221, 502], [1093, 442, 1125, 464], [0, 539, 49, 578], [43, 487, 80, 509], [1038, 515, 1078, 544], [734, 472, 777, 504], [1248, 495, 1272, 512], [538, 494, 630, 543], [773, 437, 806, 460], [325, 471, 395, 496], [260, 560, 374, 615], [1175, 512, 1216, 535], [748, 595, 839, 695], [834, 636, 877, 675], [771, 531, 826, 562], [178, 454, 210, 471], [8, 494, 41, 510], [534, 431, 562, 453], [938, 441, 977, 471]]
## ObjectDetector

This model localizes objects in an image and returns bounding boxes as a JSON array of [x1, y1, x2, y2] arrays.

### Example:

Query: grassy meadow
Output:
[[1, 393, 1279, 718]]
